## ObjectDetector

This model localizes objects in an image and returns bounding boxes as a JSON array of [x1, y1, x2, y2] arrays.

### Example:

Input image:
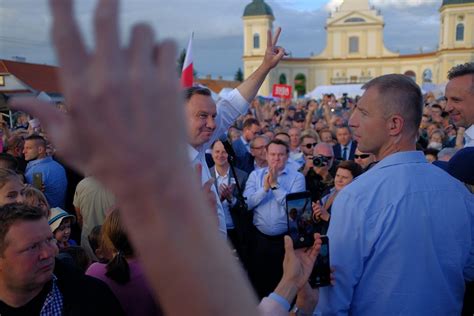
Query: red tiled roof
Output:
[[195, 78, 240, 93], [0, 59, 61, 93]]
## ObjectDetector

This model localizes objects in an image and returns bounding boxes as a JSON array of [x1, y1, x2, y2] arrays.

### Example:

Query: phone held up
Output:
[[309, 235, 331, 288], [286, 191, 314, 249], [32, 172, 43, 190]]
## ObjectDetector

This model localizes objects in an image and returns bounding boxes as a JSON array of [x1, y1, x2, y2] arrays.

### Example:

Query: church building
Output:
[[242, 0, 474, 96]]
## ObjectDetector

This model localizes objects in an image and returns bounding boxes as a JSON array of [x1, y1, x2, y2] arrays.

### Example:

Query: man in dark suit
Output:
[[232, 118, 261, 172], [210, 140, 248, 252], [333, 125, 357, 161]]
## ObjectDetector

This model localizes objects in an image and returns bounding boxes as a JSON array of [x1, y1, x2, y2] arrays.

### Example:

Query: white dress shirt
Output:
[[188, 89, 248, 236]]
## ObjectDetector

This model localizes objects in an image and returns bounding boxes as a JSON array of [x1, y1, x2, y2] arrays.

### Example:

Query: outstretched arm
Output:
[[10, 1, 258, 315]]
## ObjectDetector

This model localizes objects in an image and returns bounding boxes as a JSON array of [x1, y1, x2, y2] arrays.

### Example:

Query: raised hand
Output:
[[9, 1, 260, 315], [262, 27, 286, 70]]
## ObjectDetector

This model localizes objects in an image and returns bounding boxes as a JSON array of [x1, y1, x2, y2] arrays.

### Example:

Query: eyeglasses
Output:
[[304, 143, 318, 149], [251, 145, 266, 150], [354, 154, 370, 159]]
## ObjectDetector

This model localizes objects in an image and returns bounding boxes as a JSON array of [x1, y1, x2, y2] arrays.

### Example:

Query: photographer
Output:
[[300, 143, 335, 203]]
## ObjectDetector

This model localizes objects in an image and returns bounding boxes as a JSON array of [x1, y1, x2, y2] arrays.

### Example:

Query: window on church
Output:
[[253, 34, 260, 49], [349, 37, 359, 53], [345, 17, 365, 23], [456, 24, 464, 41]]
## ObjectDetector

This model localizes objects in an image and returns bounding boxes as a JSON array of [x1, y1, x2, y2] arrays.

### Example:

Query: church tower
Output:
[[437, 0, 474, 82], [242, 0, 274, 96], [439, 0, 474, 50]]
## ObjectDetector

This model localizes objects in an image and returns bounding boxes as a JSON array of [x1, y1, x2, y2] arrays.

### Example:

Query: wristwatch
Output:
[[271, 184, 279, 190], [291, 306, 313, 316]]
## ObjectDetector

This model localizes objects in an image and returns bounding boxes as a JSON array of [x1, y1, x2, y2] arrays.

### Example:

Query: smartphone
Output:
[[32, 172, 43, 190], [309, 235, 331, 288], [286, 191, 314, 249]]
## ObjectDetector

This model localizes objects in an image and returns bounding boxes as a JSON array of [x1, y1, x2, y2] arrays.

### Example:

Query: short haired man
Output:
[[293, 130, 318, 169], [249, 135, 270, 172], [232, 118, 261, 173], [23, 135, 67, 208], [186, 29, 284, 236], [301, 142, 335, 203], [445, 62, 474, 148], [0, 203, 124, 315], [333, 125, 356, 161], [353, 147, 376, 171], [244, 139, 305, 299], [288, 127, 301, 160], [317, 74, 474, 315]]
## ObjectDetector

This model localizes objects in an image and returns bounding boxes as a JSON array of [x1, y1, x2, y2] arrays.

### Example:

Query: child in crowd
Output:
[[23, 185, 50, 217], [48, 207, 77, 249]]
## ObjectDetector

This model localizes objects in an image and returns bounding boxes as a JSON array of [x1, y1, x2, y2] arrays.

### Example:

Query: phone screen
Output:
[[286, 191, 314, 249], [309, 235, 331, 288]]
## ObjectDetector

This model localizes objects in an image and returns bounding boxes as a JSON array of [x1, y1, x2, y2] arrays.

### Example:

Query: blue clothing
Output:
[[244, 165, 305, 236], [26, 156, 67, 209], [317, 151, 474, 315]]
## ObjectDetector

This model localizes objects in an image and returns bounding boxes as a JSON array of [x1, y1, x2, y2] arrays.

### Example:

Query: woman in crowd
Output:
[[0, 168, 24, 206], [312, 160, 363, 234], [86, 208, 162, 315]]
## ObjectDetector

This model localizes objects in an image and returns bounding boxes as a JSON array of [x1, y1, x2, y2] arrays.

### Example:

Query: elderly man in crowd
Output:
[[317, 74, 474, 315], [249, 135, 271, 172]]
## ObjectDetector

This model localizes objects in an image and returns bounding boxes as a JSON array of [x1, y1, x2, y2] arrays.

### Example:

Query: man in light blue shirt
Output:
[[24, 135, 67, 209], [317, 74, 474, 315], [244, 139, 305, 298]]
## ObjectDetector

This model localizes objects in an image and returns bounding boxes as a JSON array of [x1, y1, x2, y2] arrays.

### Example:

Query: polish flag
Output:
[[181, 33, 194, 88]]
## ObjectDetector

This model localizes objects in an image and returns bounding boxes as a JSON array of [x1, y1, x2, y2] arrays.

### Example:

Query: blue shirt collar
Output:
[[27, 156, 53, 167], [371, 151, 427, 172]]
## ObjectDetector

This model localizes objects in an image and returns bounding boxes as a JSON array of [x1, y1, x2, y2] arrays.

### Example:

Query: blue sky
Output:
[[0, 0, 442, 79]]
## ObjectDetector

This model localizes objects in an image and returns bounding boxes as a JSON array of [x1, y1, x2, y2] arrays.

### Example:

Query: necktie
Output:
[[342, 146, 348, 160]]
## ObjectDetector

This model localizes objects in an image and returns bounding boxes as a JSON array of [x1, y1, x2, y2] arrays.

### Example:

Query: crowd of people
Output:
[[0, 0, 473, 315]]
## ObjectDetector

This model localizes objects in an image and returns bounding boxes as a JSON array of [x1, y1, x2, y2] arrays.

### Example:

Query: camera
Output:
[[313, 155, 330, 167]]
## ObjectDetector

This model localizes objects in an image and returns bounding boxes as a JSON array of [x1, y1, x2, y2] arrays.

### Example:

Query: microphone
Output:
[[218, 134, 237, 164]]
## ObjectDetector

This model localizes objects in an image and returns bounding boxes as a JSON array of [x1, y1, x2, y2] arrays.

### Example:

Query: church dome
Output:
[[442, 0, 474, 6], [243, 0, 274, 17]]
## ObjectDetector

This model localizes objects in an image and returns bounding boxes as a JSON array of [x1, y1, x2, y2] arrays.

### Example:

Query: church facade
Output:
[[242, 0, 474, 96]]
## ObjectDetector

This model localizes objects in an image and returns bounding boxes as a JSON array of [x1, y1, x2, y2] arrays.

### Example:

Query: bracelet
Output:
[[268, 292, 291, 311]]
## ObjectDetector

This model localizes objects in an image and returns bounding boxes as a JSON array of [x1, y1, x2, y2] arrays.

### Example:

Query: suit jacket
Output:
[[333, 140, 357, 161], [232, 138, 255, 174], [210, 166, 248, 199]]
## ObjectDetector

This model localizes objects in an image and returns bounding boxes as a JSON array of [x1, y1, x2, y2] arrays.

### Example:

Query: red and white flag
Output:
[[181, 33, 194, 88]]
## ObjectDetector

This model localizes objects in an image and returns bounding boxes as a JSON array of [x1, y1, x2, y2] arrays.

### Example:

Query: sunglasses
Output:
[[354, 154, 370, 159], [304, 143, 318, 149]]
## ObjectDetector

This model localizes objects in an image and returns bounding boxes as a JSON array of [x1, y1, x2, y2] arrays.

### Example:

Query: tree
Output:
[[234, 68, 243, 82]]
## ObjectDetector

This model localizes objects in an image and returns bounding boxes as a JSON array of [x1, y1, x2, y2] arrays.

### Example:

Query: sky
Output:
[[0, 0, 442, 80]]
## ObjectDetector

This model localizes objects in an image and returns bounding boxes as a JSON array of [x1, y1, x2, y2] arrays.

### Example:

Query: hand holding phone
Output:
[[32, 172, 43, 190], [309, 235, 331, 288], [286, 191, 314, 249]]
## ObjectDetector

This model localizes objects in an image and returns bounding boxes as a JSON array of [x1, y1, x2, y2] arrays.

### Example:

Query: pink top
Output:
[[86, 259, 162, 315]]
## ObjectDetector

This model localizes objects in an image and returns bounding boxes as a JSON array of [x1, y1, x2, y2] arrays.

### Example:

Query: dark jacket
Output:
[[55, 259, 125, 316]]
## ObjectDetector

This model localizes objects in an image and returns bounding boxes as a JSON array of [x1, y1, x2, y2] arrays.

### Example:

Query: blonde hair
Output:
[[0, 168, 22, 189], [23, 185, 50, 216]]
